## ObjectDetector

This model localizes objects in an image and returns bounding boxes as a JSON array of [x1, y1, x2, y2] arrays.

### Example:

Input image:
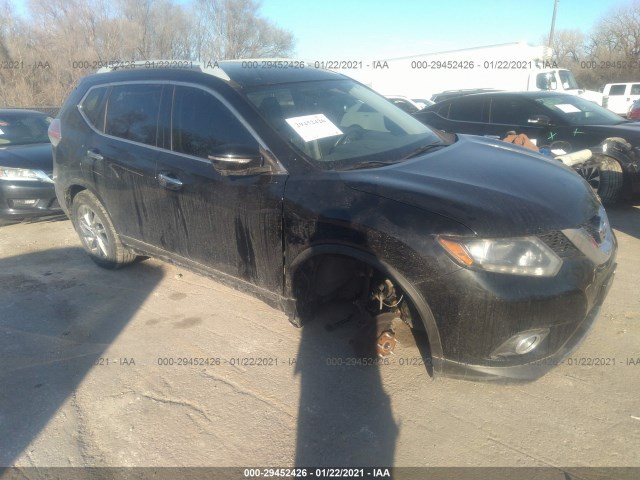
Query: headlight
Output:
[[0, 167, 53, 183], [438, 236, 562, 277]]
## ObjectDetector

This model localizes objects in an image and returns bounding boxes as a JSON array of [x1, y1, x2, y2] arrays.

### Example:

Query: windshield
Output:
[[0, 113, 52, 146], [558, 70, 579, 90], [245, 79, 443, 170], [535, 94, 625, 125]]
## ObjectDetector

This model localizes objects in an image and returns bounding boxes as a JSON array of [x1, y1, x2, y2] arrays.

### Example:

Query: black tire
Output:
[[578, 156, 624, 206], [71, 190, 137, 269]]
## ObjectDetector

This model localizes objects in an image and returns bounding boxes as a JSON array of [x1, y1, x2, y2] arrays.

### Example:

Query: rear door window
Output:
[[489, 97, 547, 125], [171, 86, 257, 159], [105, 84, 163, 146], [448, 97, 486, 122]]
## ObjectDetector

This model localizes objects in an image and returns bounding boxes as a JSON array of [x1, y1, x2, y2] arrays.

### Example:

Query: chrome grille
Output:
[[581, 221, 601, 244], [560, 206, 614, 266], [539, 231, 580, 256]]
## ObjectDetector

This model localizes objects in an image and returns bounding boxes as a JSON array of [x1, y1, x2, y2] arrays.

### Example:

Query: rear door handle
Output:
[[157, 172, 183, 191], [86, 149, 103, 161]]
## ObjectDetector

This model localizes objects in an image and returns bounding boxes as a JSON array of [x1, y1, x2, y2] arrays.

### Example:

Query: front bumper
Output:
[[0, 180, 61, 221], [422, 247, 617, 381]]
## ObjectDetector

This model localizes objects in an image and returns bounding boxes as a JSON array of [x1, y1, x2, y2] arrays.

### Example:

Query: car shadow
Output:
[[0, 247, 163, 466], [0, 214, 68, 228], [607, 197, 640, 240], [22, 213, 69, 224], [291, 207, 401, 467], [293, 305, 399, 467]]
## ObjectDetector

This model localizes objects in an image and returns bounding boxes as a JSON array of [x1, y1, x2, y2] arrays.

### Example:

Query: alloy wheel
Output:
[[77, 205, 110, 258], [577, 166, 601, 193]]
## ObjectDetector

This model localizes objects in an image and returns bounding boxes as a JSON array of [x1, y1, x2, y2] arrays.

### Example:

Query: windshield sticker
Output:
[[554, 104, 581, 113], [285, 114, 343, 142], [0, 129, 4, 134]]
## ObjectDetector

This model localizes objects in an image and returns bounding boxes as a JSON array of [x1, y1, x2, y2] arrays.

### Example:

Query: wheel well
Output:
[[288, 251, 439, 366], [66, 185, 87, 210], [290, 252, 423, 331]]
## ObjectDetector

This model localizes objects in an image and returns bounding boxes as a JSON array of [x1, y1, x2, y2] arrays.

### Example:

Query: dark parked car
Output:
[[430, 88, 502, 103], [51, 63, 616, 380], [414, 91, 640, 204], [0, 109, 61, 224]]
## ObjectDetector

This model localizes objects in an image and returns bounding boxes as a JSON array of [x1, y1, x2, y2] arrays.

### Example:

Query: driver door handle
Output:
[[157, 172, 183, 191], [86, 149, 103, 161]]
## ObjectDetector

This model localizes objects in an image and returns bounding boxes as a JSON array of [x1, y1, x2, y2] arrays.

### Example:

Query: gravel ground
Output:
[[0, 205, 639, 474]]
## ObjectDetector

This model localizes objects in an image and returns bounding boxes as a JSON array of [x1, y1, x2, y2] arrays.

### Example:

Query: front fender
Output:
[[285, 243, 445, 375]]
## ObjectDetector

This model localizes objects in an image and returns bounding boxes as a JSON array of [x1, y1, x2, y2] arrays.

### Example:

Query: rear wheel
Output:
[[578, 156, 623, 205], [71, 191, 136, 269]]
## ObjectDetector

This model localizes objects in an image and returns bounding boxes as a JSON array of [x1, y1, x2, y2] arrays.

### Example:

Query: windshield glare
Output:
[[535, 95, 624, 125], [246, 80, 441, 170], [0, 114, 52, 146]]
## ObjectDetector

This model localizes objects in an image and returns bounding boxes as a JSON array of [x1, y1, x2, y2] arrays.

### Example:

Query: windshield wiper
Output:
[[340, 160, 399, 171], [401, 142, 447, 160], [339, 142, 449, 171]]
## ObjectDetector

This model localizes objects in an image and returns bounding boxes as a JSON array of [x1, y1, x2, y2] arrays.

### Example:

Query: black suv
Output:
[[415, 91, 640, 204], [430, 88, 502, 103], [51, 62, 616, 380]]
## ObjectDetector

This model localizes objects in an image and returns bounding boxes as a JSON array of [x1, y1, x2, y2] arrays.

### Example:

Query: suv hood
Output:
[[345, 135, 601, 237], [0, 143, 53, 172]]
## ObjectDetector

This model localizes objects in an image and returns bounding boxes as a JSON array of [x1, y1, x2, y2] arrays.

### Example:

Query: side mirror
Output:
[[208, 145, 264, 175], [527, 115, 551, 126], [208, 144, 262, 166]]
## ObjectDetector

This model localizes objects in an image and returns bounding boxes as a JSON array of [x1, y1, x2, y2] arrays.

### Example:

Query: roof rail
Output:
[[96, 60, 231, 82]]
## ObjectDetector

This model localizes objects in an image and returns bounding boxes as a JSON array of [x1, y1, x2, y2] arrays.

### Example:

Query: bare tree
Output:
[[538, 2, 640, 89], [583, 0, 640, 86], [589, 1, 640, 58], [194, 0, 294, 60], [0, 0, 296, 106], [550, 29, 586, 64]]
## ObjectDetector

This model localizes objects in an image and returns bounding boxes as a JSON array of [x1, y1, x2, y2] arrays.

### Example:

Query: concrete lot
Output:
[[0, 205, 639, 472]]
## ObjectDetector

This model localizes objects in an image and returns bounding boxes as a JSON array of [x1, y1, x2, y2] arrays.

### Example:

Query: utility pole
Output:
[[548, 0, 559, 48]]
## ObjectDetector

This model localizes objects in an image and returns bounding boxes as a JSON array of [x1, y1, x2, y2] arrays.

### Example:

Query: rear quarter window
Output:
[[79, 86, 108, 131], [432, 102, 451, 118], [448, 97, 485, 122]]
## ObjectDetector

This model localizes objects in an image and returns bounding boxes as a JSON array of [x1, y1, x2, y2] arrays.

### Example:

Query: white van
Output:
[[603, 82, 640, 116]]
